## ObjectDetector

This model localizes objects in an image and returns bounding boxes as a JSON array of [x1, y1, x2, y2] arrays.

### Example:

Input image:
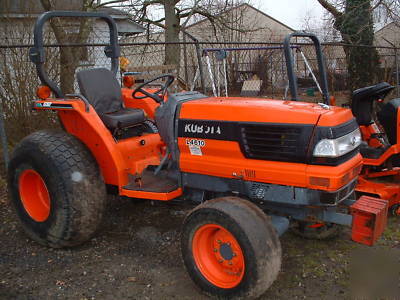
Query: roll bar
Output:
[[29, 11, 121, 98], [284, 32, 330, 105]]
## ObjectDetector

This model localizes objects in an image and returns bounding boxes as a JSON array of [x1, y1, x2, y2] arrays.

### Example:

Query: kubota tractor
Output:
[[7, 12, 388, 299]]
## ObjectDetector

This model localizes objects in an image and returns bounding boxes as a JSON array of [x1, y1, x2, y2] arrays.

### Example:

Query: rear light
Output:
[[36, 86, 51, 99], [123, 75, 135, 88]]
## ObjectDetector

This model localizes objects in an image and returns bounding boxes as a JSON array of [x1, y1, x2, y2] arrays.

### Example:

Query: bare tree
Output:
[[0, 1, 60, 144], [104, 0, 254, 66], [316, 0, 398, 90], [39, 0, 96, 94]]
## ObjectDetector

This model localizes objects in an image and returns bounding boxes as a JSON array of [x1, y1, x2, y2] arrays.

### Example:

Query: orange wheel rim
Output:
[[19, 169, 50, 222], [192, 224, 245, 289], [307, 222, 325, 229], [396, 206, 400, 216]]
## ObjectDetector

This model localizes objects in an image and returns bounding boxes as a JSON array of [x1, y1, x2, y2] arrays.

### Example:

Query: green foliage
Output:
[[335, 0, 380, 90]]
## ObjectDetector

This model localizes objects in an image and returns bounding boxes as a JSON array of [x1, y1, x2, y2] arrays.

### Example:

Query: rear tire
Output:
[[291, 221, 342, 240], [8, 130, 107, 248], [181, 197, 281, 299]]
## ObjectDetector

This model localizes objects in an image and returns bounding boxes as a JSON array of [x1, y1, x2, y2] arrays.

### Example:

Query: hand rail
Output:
[[29, 11, 120, 98], [284, 32, 330, 105]]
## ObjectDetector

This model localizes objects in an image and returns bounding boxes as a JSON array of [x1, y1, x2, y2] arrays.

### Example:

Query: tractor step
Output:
[[120, 170, 182, 201], [350, 196, 388, 246]]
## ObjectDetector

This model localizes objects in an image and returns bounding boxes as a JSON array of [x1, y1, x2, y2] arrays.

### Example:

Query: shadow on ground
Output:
[[0, 178, 399, 299]]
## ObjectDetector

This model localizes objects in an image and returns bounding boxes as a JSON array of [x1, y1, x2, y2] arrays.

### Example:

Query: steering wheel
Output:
[[132, 74, 175, 103]]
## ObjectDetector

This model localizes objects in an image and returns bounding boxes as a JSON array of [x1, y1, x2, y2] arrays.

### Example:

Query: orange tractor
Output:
[[8, 12, 387, 298], [351, 82, 400, 216], [285, 32, 400, 218]]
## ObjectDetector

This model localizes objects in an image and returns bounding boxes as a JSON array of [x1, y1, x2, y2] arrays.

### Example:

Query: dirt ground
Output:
[[0, 175, 399, 300]]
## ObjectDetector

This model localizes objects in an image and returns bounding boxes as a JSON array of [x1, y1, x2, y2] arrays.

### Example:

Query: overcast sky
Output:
[[255, 0, 326, 30], [102, 0, 327, 30]]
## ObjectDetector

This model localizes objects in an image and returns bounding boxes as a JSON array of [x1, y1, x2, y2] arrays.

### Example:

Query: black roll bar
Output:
[[283, 32, 330, 105], [29, 11, 121, 98]]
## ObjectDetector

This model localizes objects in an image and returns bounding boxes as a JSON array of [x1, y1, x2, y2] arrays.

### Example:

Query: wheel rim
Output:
[[306, 222, 325, 229], [192, 224, 245, 289], [19, 169, 50, 222]]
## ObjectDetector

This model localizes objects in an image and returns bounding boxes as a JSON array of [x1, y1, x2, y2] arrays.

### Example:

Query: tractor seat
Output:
[[100, 109, 145, 130], [351, 82, 394, 126], [77, 68, 145, 132]]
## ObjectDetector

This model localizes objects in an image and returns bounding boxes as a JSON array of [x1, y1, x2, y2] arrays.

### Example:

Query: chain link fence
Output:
[[1, 41, 400, 173]]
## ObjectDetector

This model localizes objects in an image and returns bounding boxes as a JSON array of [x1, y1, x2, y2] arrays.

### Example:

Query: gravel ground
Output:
[[0, 176, 399, 300]]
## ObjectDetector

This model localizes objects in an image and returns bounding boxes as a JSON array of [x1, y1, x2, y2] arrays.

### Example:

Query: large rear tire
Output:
[[181, 197, 281, 299], [8, 130, 107, 248]]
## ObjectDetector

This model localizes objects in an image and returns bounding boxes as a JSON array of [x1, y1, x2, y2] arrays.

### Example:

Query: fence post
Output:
[[0, 99, 9, 170]]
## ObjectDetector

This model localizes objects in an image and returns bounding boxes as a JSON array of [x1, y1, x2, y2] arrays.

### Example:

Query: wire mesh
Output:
[[0, 38, 399, 173]]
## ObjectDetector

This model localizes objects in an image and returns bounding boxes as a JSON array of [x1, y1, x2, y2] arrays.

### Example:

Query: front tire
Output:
[[8, 130, 107, 248], [181, 197, 281, 299], [390, 204, 400, 217]]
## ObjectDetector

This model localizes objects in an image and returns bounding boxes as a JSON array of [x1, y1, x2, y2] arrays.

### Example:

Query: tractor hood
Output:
[[175, 95, 359, 167], [178, 97, 354, 128]]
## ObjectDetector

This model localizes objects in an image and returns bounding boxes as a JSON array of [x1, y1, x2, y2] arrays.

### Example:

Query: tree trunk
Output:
[[163, 0, 181, 69], [40, 0, 92, 94], [59, 48, 79, 94]]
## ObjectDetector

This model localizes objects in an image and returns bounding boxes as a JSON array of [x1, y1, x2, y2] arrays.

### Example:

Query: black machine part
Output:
[[132, 74, 175, 103], [351, 82, 394, 126], [377, 98, 400, 145], [29, 11, 120, 98], [284, 32, 330, 104]]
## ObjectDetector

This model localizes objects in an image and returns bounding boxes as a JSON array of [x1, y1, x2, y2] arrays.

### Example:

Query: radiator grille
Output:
[[240, 124, 307, 162]]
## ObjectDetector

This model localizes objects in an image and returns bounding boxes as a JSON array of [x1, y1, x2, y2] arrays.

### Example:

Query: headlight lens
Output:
[[313, 128, 362, 157]]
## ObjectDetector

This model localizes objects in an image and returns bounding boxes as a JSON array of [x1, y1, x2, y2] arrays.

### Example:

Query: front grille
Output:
[[239, 124, 311, 162]]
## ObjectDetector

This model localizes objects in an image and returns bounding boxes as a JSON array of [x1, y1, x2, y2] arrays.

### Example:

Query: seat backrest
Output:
[[77, 68, 123, 114], [351, 82, 394, 126], [377, 98, 400, 145]]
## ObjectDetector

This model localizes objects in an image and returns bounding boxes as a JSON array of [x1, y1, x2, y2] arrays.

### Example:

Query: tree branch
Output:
[[93, 0, 127, 8], [316, 0, 343, 18]]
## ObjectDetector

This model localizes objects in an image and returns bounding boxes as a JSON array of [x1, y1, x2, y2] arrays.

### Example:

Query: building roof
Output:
[[0, 0, 145, 35], [375, 22, 400, 35], [185, 3, 295, 32]]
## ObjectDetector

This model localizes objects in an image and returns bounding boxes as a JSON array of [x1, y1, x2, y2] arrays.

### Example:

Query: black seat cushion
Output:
[[100, 108, 146, 131], [77, 68, 146, 131], [351, 82, 394, 126]]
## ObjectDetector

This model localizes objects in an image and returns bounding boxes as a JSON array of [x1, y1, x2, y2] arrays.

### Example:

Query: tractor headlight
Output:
[[313, 128, 361, 158]]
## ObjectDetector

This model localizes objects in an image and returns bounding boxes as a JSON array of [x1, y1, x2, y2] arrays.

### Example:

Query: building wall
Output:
[[375, 23, 399, 69], [185, 4, 294, 43]]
